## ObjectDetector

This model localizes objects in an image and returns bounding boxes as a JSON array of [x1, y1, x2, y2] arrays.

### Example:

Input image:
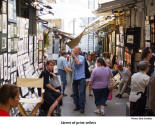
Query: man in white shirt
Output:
[[115, 64, 131, 98]]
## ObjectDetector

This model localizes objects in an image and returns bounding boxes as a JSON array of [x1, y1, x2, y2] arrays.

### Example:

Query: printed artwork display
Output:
[[127, 35, 134, 44], [11, 54, 17, 72], [0, 15, 1, 32], [145, 24, 151, 41], [2, 37, 7, 50], [7, 68, 11, 81], [4, 67, 8, 81], [1, 67, 4, 80], [8, 0, 17, 23], [11, 73, 14, 84], [2, 1, 7, 14], [8, 54, 11, 67], [2, 14, 7, 34], [13, 72, 17, 83], [8, 39, 11, 52], [13, 38, 18, 52], [3, 53, 7, 67], [0, 55, 3, 79]]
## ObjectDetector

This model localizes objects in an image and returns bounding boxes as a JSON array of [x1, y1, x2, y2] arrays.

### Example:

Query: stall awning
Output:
[[67, 16, 115, 49], [94, 0, 136, 14]]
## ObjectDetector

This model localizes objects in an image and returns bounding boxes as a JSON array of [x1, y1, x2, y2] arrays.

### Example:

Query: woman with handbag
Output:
[[90, 58, 113, 115]]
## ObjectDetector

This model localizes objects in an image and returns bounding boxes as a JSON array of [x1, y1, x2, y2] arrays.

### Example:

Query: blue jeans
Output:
[[58, 69, 67, 94], [72, 78, 86, 109]]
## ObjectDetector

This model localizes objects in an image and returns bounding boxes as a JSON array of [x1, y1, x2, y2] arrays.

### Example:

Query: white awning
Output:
[[95, 0, 136, 14]]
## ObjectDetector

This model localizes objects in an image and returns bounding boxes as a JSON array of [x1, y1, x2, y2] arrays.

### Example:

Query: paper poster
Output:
[[3, 53, 7, 67], [127, 35, 134, 44], [11, 54, 17, 72], [2, 37, 7, 50], [2, 14, 7, 34], [2, 1, 7, 14], [4, 67, 8, 81]]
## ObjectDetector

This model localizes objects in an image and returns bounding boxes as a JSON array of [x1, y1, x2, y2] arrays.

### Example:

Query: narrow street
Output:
[[61, 85, 129, 116]]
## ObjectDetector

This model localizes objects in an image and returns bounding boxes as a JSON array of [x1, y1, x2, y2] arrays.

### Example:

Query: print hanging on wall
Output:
[[2, 1, 7, 14], [2, 37, 7, 50], [145, 24, 151, 41], [8, 0, 17, 23], [13, 71, 17, 83], [2, 14, 7, 34], [11, 38, 14, 52], [0, 35, 7, 52], [3, 53, 7, 67], [8, 54, 11, 67], [11, 54, 17, 72], [11, 73, 14, 84], [0, 55, 3, 79], [8, 39, 11, 52], [127, 35, 134, 44], [13, 38, 18, 52], [0, 15, 2, 32], [1, 66, 3, 80], [4, 67, 8, 81]]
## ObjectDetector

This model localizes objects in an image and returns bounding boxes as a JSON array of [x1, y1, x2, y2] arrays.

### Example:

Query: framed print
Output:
[[11, 73, 14, 84], [0, 35, 7, 52], [0, 54, 3, 67], [11, 54, 17, 72], [145, 24, 151, 41], [8, 54, 11, 67], [2, 14, 7, 34], [8, 25, 11, 38], [127, 35, 134, 44], [11, 38, 14, 52], [1, 66, 3, 79], [8, 0, 17, 23], [13, 38, 18, 52], [8, 39, 11, 52], [13, 71, 17, 83], [3, 53, 7, 67], [4, 67, 7, 81], [2, 37, 7, 50], [2, 1, 7, 14], [0, 15, 2, 32], [116, 34, 120, 45], [0, 55, 4, 79]]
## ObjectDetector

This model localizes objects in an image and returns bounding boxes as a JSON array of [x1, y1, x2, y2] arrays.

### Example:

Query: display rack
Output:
[[0, 0, 43, 90]]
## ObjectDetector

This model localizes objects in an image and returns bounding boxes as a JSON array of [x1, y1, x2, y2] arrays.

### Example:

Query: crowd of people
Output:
[[0, 45, 155, 116]]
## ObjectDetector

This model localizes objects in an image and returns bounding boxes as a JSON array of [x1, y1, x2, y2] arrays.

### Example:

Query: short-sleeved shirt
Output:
[[0, 109, 10, 116], [131, 72, 150, 93], [119, 67, 131, 81], [74, 55, 85, 80], [39, 69, 53, 92], [90, 67, 113, 89], [57, 56, 68, 71]]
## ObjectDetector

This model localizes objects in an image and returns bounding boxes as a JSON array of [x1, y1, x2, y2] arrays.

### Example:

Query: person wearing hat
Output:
[[129, 61, 150, 116], [57, 52, 72, 96], [115, 64, 131, 98]]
